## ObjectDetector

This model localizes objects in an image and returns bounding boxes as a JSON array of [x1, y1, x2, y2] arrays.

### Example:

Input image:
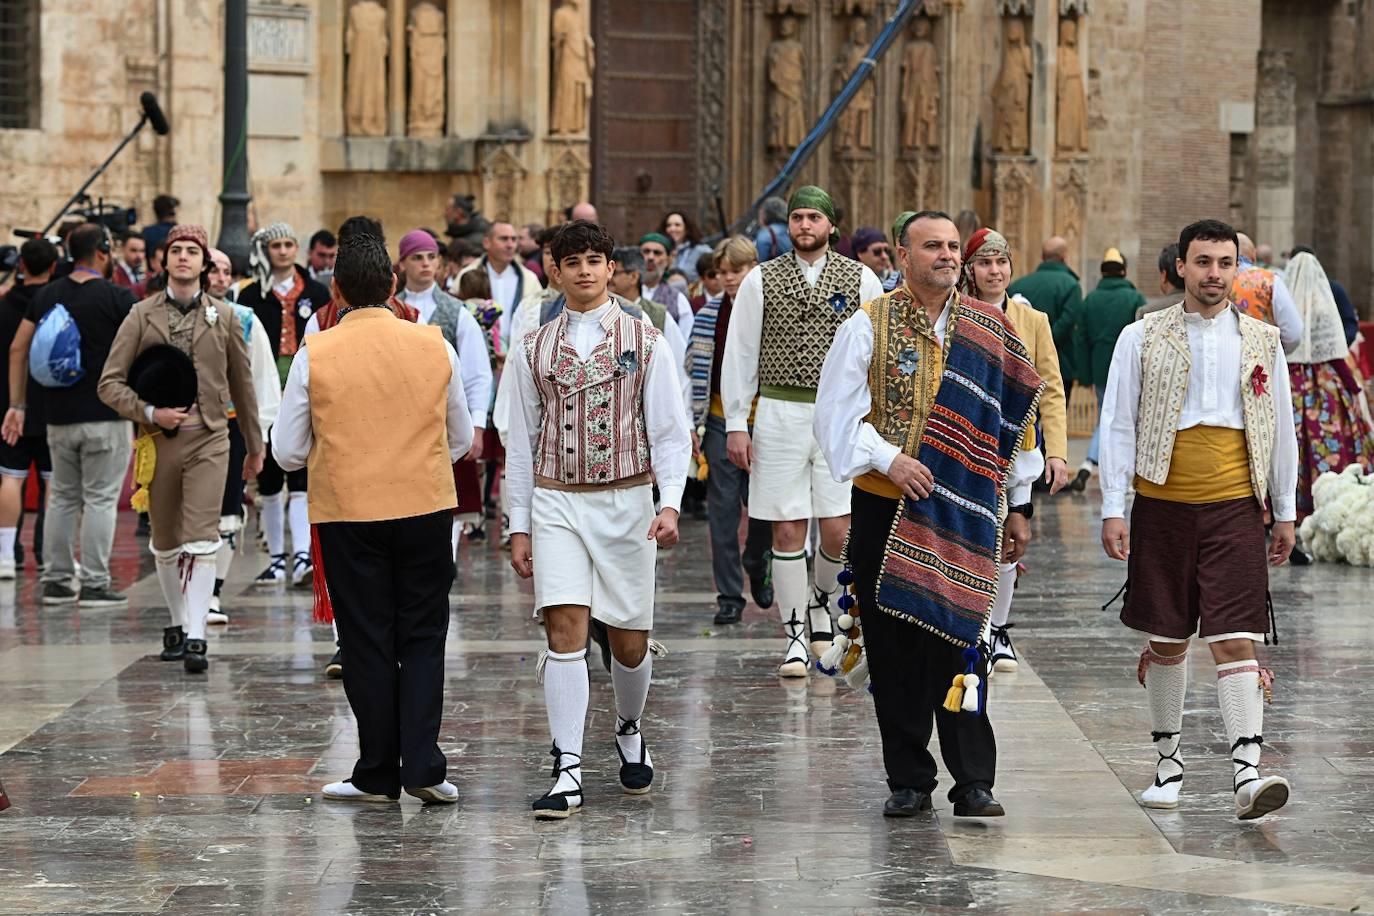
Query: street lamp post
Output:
[[217, 0, 252, 270]]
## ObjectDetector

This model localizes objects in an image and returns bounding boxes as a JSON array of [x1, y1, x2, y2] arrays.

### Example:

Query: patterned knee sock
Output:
[[1216, 659, 1264, 792], [1141, 647, 1187, 805]]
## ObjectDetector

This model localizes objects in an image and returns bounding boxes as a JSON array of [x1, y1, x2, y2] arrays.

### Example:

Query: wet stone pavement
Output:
[[1, 489, 1373, 914]]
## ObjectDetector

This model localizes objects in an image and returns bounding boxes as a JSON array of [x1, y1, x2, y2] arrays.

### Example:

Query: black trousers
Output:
[[850, 487, 996, 801], [318, 509, 454, 795], [220, 418, 247, 518], [257, 429, 308, 496]]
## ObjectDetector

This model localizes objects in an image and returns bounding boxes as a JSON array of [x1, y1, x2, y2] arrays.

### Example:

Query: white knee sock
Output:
[[215, 515, 238, 582], [260, 492, 285, 557], [0, 527, 16, 563], [1216, 659, 1264, 791], [773, 550, 809, 657], [332, 619, 339, 643], [990, 562, 1017, 628], [611, 651, 652, 764], [155, 555, 188, 629], [185, 555, 216, 641], [451, 518, 462, 562], [544, 648, 588, 794], [809, 548, 842, 635], [1141, 647, 1188, 805], [288, 492, 310, 556], [813, 548, 843, 599]]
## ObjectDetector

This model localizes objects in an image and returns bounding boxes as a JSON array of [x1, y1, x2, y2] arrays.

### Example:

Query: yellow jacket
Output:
[[1004, 293, 1067, 462]]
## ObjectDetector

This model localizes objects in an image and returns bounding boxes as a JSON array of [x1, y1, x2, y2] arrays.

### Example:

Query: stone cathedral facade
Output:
[[1, 0, 1371, 308]]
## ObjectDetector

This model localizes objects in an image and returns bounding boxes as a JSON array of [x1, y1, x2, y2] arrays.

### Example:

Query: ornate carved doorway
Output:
[[590, 0, 700, 242]]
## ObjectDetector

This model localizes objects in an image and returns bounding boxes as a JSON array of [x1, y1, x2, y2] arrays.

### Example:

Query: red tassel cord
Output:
[[310, 524, 333, 623]]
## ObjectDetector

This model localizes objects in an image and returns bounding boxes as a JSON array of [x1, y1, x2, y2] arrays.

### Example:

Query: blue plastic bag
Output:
[[29, 303, 85, 388]]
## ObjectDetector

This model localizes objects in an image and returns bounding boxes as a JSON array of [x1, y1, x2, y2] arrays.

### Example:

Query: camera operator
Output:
[[142, 195, 179, 256], [0, 239, 59, 579], [3, 223, 136, 606]]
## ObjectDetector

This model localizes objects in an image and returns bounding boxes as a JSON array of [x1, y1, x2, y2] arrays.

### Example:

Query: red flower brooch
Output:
[[1250, 364, 1268, 396]]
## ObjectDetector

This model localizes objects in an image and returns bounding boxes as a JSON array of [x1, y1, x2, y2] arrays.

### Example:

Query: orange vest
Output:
[[303, 308, 457, 523], [1230, 267, 1276, 326]]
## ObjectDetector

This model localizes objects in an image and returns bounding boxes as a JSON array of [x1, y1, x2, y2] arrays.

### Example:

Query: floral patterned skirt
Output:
[[1290, 358, 1374, 520]]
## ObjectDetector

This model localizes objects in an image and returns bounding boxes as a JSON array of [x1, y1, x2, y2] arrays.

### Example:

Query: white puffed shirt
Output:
[[813, 301, 1043, 507], [271, 317, 474, 472], [504, 298, 693, 535], [1097, 307, 1297, 521], [640, 282, 696, 342], [721, 250, 884, 433]]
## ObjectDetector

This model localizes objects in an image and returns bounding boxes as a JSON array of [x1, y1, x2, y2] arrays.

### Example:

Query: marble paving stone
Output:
[[1, 495, 1371, 913]]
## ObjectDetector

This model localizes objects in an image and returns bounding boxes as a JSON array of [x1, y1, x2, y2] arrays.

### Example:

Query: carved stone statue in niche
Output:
[[833, 17, 873, 152], [1055, 168, 1085, 271], [551, 0, 595, 136], [767, 15, 806, 152], [992, 16, 1032, 154], [900, 17, 940, 151], [344, 0, 389, 136], [407, 1, 446, 137], [1056, 17, 1089, 154], [772, 0, 810, 14]]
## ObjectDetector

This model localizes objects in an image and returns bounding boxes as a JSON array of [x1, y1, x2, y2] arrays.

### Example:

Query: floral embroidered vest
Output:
[[524, 308, 659, 486], [1135, 304, 1279, 506], [1230, 266, 1276, 326], [758, 252, 864, 392]]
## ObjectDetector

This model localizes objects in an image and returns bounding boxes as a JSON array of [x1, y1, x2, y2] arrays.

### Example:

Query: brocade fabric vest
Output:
[[758, 253, 864, 391], [1230, 267, 1276, 326], [304, 308, 457, 523], [525, 308, 658, 486], [1134, 304, 1279, 507]]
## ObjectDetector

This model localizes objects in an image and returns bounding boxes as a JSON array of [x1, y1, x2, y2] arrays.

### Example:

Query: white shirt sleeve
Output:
[[504, 343, 540, 535], [674, 291, 695, 342], [643, 333, 694, 515], [857, 264, 885, 307], [249, 319, 282, 440], [453, 306, 493, 429], [1267, 336, 1298, 523], [493, 303, 538, 443], [303, 312, 321, 337], [1006, 445, 1045, 507], [271, 350, 312, 472], [443, 340, 475, 462], [658, 314, 693, 424], [1098, 324, 1143, 519], [1270, 274, 1304, 355], [720, 265, 764, 433], [813, 310, 902, 481]]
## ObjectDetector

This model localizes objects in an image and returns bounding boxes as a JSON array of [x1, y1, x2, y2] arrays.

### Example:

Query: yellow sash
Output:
[[1134, 425, 1251, 504]]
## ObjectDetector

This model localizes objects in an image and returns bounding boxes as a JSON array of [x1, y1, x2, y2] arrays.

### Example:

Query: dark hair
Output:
[[337, 215, 384, 245], [612, 246, 644, 274], [20, 238, 59, 277], [1289, 244, 1316, 257], [457, 269, 491, 300], [120, 231, 145, 246], [550, 220, 614, 266], [1102, 259, 1127, 277], [447, 239, 480, 261], [333, 233, 394, 306], [898, 209, 955, 246], [535, 226, 561, 249], [309, 229, 337, 250], [68, 223, 108, 263], [152, 194, 179, 220], [660, 210, 702, 246], [695, 251, 716, 277], [1158, 243, 1183, 290], [664, 267, 688, 283], [1177, 219, 1238, 262]]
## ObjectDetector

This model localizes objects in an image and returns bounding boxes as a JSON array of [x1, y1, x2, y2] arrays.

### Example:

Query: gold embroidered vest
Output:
[[1134, 304, 1279, 507]]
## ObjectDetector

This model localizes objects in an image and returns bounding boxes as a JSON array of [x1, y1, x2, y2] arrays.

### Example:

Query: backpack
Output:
[[29, 303, 85, 388]]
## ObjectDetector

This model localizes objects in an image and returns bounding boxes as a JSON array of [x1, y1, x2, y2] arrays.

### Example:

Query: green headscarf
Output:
[[639, 232, 673, 252], [891, 211, 918, 248], [788, 185, 840, 246]]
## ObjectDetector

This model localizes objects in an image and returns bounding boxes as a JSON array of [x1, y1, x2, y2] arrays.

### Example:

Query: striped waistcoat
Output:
[[524, 308, 659, 486]]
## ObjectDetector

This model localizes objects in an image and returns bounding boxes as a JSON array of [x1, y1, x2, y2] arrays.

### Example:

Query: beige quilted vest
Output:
[[1134, 304, 1279, 507]]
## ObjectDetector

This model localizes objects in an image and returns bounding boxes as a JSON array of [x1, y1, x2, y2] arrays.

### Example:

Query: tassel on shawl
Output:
[[943, 647, 985, 715], [817, 565, 868, 689]]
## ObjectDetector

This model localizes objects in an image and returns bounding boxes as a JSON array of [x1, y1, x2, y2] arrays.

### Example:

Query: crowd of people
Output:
[[1, 181, 1370, 826]]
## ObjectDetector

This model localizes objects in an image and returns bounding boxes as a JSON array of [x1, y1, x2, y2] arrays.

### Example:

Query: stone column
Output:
[[388, 0, 406, 137], [1254, 48, 1297, 257]]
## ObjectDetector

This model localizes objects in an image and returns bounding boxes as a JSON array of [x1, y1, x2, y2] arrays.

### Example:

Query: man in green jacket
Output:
[[1070, 247, 1146, 490], [1007, 235, 1082, 383]]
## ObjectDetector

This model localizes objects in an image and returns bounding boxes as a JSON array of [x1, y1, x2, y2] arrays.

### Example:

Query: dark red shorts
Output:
[[454, 460, 482, 516], [1120, 495, 1270, 640]]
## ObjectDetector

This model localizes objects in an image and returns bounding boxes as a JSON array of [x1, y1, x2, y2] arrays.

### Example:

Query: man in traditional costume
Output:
[[959, 228, 1068, 673], [204, 248, 280, 626], [688, 236, 774, 625], [506, 221, 691, 819], [814, 211, 1044, 818], [237, 222, 333, 588], [273, 232, 473, 805], [1099, 219, 1296, 821], [98, 225, 264, 673], [721, 186, 883, 677]]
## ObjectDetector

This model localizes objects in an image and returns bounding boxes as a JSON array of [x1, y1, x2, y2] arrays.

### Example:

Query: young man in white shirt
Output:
[[1099, 219, 1296, 821], [720, 186, 883, 677], [506, 220, 691, 819]]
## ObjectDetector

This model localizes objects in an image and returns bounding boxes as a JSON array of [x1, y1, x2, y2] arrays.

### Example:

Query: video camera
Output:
[[71, 202, 138, 234]]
